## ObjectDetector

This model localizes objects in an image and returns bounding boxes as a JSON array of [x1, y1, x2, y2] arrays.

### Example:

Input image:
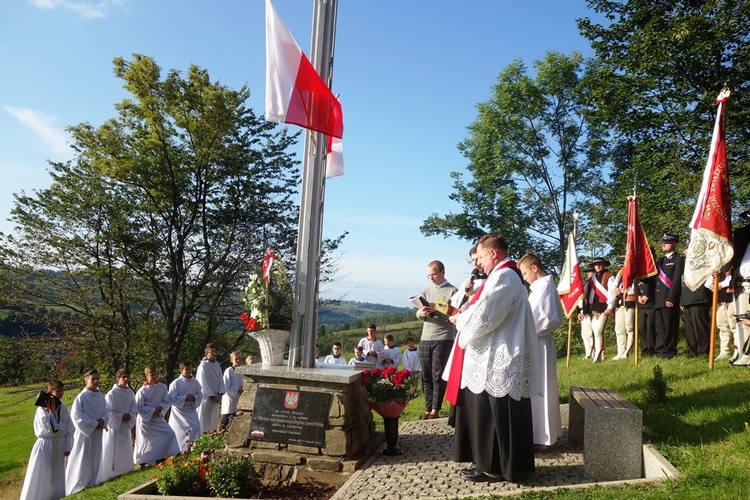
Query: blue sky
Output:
[[0, 0, 600, 307]]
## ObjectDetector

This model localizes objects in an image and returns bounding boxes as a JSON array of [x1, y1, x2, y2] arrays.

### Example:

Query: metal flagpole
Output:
[[288, 0, 339, 369]]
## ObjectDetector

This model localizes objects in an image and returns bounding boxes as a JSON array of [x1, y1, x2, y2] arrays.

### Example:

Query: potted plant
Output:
[[240, 249, 294, 366], [360, 366, 419, 455]]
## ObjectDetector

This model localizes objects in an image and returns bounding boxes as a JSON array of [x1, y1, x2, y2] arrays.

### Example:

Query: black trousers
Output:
[[654, 307, 679, 358], [639, 307, 656, 356], [682, 304, 710, 357], [454, 389, 535, 481]]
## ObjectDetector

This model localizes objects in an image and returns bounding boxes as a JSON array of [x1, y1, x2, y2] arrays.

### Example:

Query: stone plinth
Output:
[[228, 364, 381, 487], [569, 386, 643, 481]]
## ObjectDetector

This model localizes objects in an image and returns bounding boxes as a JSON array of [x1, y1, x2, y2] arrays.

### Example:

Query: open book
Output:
[[409, 295, 430, 309]]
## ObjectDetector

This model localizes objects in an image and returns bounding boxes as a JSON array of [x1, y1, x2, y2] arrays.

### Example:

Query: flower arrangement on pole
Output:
[[361, 366, 419, 456], [360, 366, 419, 417], [240, 249, 294, 365]]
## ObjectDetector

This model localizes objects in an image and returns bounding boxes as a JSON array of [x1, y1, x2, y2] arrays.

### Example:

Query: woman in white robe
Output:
[[65, 370, 107, 495], [20, 381, 73, 500], [133, 366, 180, 465], [99, 370, 137, 483], [168, 362, 203, 451], [519, 253, 564, 447]]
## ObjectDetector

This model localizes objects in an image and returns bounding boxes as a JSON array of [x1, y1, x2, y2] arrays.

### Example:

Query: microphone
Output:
[[470, 268, 481, 282]]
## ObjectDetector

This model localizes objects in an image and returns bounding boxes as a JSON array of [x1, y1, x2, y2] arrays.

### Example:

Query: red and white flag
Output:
[[621, 195, 657, 290], [684, 89, 733, 291], [265, 0, 343, 139], [558, 233, 584, 318], [262, 248, 276, 284], [325, 135, 344, 178]]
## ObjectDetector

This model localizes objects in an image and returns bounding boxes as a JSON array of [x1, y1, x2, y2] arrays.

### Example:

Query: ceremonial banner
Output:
[[326, 135, 344, 178], [621, 195, 656, 290], [684, 89, 733, 291], [558, 233, 584, 317], [265, 0, 344, 138]]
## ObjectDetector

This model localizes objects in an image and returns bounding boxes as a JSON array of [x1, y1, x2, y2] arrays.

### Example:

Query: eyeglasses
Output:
[[427, 273, 440, 278]]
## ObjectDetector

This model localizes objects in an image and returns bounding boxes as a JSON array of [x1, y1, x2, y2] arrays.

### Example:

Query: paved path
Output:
[[331, 417, 594, 500]]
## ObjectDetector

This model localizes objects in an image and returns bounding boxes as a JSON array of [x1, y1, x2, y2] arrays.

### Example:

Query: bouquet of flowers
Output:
[[360, 366, 419, 404], [240, 250, 293, 332]]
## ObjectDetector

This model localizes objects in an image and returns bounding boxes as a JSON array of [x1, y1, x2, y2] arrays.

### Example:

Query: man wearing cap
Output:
[[654, 233, 684, 359], [581, 257, 615, 362], [728, 210, 750, 365], [577, 264, 596, 359]]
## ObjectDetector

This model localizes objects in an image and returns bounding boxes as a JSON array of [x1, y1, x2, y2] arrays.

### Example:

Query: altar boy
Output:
[[66, 369, 107, 495]]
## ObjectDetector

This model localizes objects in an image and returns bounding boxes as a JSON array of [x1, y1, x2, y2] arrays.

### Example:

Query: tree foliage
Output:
[[0, 55, 301, 382], [421, 52, 606, 268], [578, 0, 750, 252]]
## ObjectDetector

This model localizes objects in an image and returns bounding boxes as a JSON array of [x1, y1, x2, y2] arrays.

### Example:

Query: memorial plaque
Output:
[[249, 387, 330, 447]]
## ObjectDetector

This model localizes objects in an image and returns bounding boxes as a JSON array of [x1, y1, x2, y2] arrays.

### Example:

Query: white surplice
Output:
[[528, 274, 564, 445], [221, 366, 243, 415], [65, 387, 107, 495], [195, 359, 224, 434], [99, 384, 137, 482], [20, 402, 73, 500], [168, 375, 203, 451], [133, 382, 180, 465]]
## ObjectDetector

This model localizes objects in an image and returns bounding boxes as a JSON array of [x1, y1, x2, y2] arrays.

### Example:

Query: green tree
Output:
[[421, 52, 606, 268], [0, 55, 300, 381], [578, 0, 750, 248]]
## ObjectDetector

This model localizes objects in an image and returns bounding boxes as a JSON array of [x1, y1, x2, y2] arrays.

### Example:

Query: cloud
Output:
[[6, 107, 72, 159], [27, 0, 122, 19]]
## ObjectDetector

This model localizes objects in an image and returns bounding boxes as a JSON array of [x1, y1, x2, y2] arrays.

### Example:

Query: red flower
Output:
[[360, 370, 370, 385], [371, 368, 382, 377], [381, 366, 398, 378], [240, 312, 259, 331]]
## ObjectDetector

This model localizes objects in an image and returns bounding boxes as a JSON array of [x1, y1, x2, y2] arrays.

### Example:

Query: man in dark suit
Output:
[[654, 233, 684, 358]]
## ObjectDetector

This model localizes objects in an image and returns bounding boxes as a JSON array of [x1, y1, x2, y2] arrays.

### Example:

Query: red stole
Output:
[[445, 260, 517, 406]]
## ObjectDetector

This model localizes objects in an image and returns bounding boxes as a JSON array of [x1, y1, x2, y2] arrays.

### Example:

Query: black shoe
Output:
[[459, 467, 498, 482]]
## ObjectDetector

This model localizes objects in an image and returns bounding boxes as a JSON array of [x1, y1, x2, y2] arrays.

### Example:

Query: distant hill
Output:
[[317, 300, 413, 328]]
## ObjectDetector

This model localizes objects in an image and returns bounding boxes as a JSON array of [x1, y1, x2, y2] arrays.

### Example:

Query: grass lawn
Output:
[[4, 354, 750, 499]]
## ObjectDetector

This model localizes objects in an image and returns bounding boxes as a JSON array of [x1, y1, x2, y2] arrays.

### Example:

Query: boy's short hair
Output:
[[230, 351, 242, 359], [115, 368, 130, 379], [48, 379, 64, 391], [518, 252, 543, 270], [84, 369, 99, 380], [406, 336, 415, 342], [144, 364, 157, 375], [332, 342, 342, 348], [179, 361, 193, 370], [204, 343, 216, 353], [367, 323, 376, 330], [354, 345, 364, 352], [385, 334, 394, 342]]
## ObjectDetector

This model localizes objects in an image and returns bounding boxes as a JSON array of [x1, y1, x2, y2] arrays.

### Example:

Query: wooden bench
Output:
[[569, 386, 643, 481]]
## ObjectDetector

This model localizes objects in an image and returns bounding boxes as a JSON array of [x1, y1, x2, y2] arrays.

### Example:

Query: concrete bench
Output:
[[568, 386, 643, 481]]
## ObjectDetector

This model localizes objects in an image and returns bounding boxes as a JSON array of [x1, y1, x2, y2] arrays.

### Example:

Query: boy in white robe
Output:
[[20, 379, 73, 500], [519, 252, 564, 447], [220, 351, 245, 431], [324, 342, 346, 364], [99, 369, 137, 483], [382, 334, 402, 367], [402, 337, 421, 373], [195, 343, 225, 434], [168, 361, 203, 451], [133, 365, 180, 465], [65, 369, 107, 495]]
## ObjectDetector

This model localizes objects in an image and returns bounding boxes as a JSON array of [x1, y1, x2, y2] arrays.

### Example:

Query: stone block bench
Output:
[[568, 386, 643, 481]]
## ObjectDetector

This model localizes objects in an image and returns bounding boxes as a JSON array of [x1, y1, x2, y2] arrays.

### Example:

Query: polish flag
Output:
[[262, 248, 276, 284], [558, 233, 584, 318], [265, 0, 344, 139], [326, 135, 344, 178], [684, 89, 733, 291]]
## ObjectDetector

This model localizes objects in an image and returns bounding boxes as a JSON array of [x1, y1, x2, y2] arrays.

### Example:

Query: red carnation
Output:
[[382, 366, 397, 378]]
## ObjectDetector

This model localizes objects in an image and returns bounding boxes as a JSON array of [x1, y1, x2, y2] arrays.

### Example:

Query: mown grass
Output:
[[5, 352, 750, 499]]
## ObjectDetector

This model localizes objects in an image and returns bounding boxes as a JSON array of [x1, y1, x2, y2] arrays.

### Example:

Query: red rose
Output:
[[382, 366, 397, 378]]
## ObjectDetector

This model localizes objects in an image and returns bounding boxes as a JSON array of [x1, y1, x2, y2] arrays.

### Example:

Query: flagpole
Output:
[[566, 213, 579, 368], [289, 0, 339, 369], [709, 274, 720, 369]]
